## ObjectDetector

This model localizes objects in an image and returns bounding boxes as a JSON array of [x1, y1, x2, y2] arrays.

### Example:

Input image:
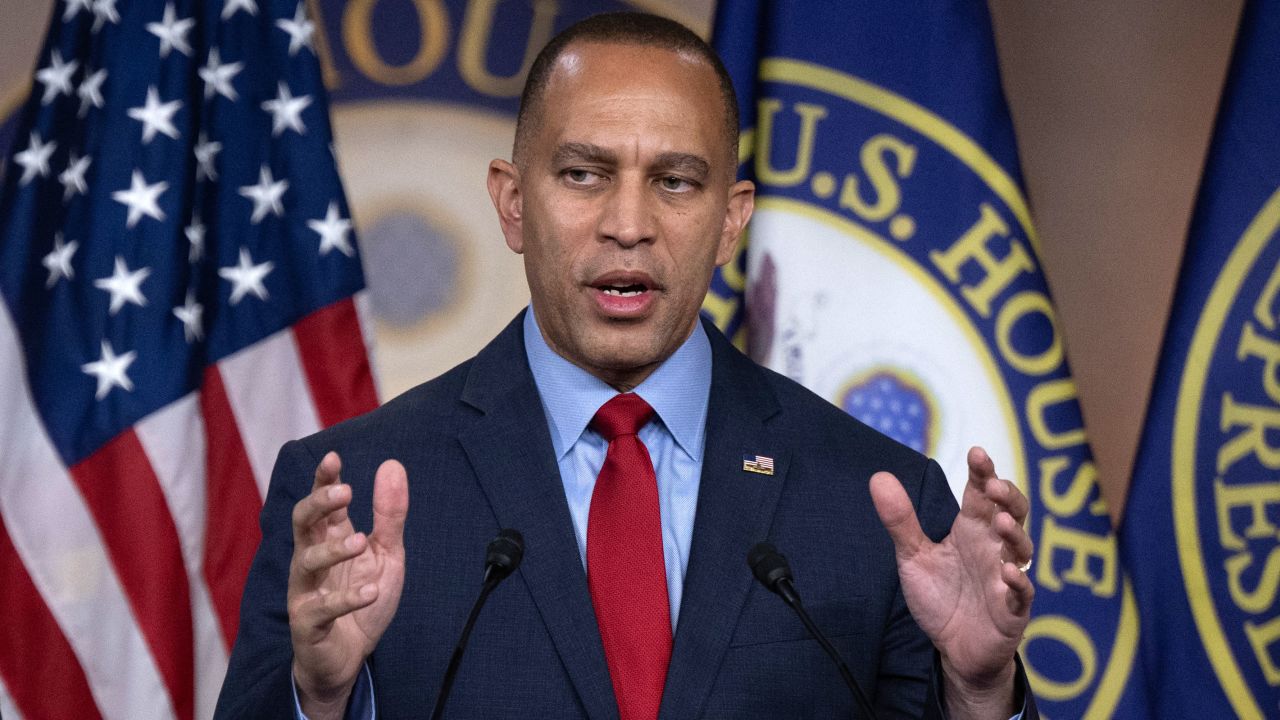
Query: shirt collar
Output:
[[523, 307, 711, 462]]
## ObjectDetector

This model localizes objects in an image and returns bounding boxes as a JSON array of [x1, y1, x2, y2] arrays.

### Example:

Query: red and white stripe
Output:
[[0, 677, 23, 720], [0, 294, 378, 719]]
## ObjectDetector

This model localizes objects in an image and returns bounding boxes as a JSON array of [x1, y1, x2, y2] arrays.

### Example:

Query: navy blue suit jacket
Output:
[[216, 313, 1032, 718]]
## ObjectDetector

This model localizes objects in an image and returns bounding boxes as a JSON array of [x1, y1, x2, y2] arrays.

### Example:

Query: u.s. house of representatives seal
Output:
[[703, 57, 1140, 718], [1176, 185, 1280, 719]]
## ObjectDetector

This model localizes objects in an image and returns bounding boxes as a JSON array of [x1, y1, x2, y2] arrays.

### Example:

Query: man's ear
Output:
[[716, 179, 755, 266], [487, 159, 525, 254]]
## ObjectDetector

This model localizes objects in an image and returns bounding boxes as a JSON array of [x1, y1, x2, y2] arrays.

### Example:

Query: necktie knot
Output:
[[590, 393, 655, 441]]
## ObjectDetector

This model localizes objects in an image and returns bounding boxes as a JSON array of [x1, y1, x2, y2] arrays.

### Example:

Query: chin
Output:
[[580, 338, 663, 372], [591, 347, 661, 372]]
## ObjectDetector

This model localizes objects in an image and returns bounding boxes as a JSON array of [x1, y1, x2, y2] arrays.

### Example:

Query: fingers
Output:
[[292, 581, 381, 637], [292, 453, 409, 571], [312, 450, 342, 488], [996, 478, 1030, 526], [287, 454, 409, 663], [370, 459, 409, 554], [962, 446, 1002, 512], [980, 470, 1029, 528], [1000, 560, 1035, 618], [314, 451, 350, 529], [970, 446, 1035, 616], [297, 531, 368, 575], [293, 485, 350, 534], [966, 446, 997, 486], [966, 445, 1033, 558], [965, 446, 1030, 524], [870, 471, 928, 562], [289, 481, 358, 600], [994, 509, 1034, 567], [293, 455, 354, 549]]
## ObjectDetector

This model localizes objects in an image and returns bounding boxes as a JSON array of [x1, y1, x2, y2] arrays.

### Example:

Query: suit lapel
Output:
[[660, 322, 789, 719], [457, 315, 619, 720]]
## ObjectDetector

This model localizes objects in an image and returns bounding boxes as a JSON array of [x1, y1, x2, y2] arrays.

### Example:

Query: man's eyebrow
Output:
[[653, 152, 710, 179], [551, 142, 616, 166]]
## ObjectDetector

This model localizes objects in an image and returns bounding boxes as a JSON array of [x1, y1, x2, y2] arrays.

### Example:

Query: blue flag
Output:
[[1125, 2, 1280, 717], [0, 1, 377, 716], [707, 2, 1147, 716]]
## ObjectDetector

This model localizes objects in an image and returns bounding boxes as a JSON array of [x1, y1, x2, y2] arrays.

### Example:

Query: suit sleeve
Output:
[[931, 652, 1039, 720], [214, 440, 317, 719]]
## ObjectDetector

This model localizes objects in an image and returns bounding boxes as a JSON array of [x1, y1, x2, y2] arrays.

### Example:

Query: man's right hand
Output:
[[288, 452, 409, 720]]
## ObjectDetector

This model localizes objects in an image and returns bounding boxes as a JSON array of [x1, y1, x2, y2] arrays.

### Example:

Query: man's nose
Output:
[[598, 175, 656, 247]]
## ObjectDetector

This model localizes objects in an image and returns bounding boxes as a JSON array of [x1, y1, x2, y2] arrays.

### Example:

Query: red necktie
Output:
[[587, 393, 672, 720]]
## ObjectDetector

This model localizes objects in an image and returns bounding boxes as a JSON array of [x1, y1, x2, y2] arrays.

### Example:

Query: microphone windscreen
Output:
[[747, 542, 792, 592], [486, 528, 525, 580]]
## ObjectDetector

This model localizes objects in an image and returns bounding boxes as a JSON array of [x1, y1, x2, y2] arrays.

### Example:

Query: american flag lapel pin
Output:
[[742, 454, 775, 476]]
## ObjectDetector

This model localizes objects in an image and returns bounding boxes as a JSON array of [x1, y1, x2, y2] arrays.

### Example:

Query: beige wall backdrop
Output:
[[0, 1, 1245, 522], [987, 0, 1242, 520]]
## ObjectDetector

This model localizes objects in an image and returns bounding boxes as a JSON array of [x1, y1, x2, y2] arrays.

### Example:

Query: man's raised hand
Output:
[[869, 447, 1034, 719], [288, 452, 409, 720]]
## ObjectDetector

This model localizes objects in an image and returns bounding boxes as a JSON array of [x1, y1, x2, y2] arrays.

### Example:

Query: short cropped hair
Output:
[[513, 12, 740, 167]]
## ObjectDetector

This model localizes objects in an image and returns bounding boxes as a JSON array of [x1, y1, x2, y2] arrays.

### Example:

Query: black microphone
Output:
[[430, 529, 525, 720], [748, 542, 879, 720], [482, 528, 524, 584]]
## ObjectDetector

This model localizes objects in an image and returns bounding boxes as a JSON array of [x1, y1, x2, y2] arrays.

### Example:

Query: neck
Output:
[[529, 310, 699, 394], [596, 367, 656, 394]]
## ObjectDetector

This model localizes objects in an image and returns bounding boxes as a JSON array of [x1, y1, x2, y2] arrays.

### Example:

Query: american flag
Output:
[[0, 1, 378, 718], [741, 454, 774, 476]]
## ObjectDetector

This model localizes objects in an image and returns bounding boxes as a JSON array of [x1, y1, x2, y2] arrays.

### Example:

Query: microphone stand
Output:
[[748, 542, 879, 720], [429, 529, 524, 720]]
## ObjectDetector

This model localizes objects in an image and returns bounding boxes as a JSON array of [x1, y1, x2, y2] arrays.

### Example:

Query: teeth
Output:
[[602, 287, 644, 297]]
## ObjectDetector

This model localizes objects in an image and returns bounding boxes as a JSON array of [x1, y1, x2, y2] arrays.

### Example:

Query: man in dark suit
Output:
[[217, 12, 1035, 720]]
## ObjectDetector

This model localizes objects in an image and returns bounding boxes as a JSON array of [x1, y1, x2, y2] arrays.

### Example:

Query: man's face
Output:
[[488, 42, 754, 390]]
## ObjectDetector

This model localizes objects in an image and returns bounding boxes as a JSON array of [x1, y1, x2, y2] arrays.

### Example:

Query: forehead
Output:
[[536, 41, 729, 158]]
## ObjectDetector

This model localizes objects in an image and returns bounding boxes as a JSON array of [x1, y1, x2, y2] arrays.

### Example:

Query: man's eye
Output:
[[659, 176, 693, 192], [565, 169, 597, 184]]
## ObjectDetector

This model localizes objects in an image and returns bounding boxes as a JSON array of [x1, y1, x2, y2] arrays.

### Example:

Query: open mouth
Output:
[[598, 283, 648, 297], [590, 272, 658, 316]]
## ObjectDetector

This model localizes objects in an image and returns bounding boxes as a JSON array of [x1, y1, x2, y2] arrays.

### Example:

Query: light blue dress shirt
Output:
[[522, 307, 711, 631]]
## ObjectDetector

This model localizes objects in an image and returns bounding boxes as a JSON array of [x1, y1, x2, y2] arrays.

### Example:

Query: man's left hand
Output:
[[870, 446, 1034, 719]]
